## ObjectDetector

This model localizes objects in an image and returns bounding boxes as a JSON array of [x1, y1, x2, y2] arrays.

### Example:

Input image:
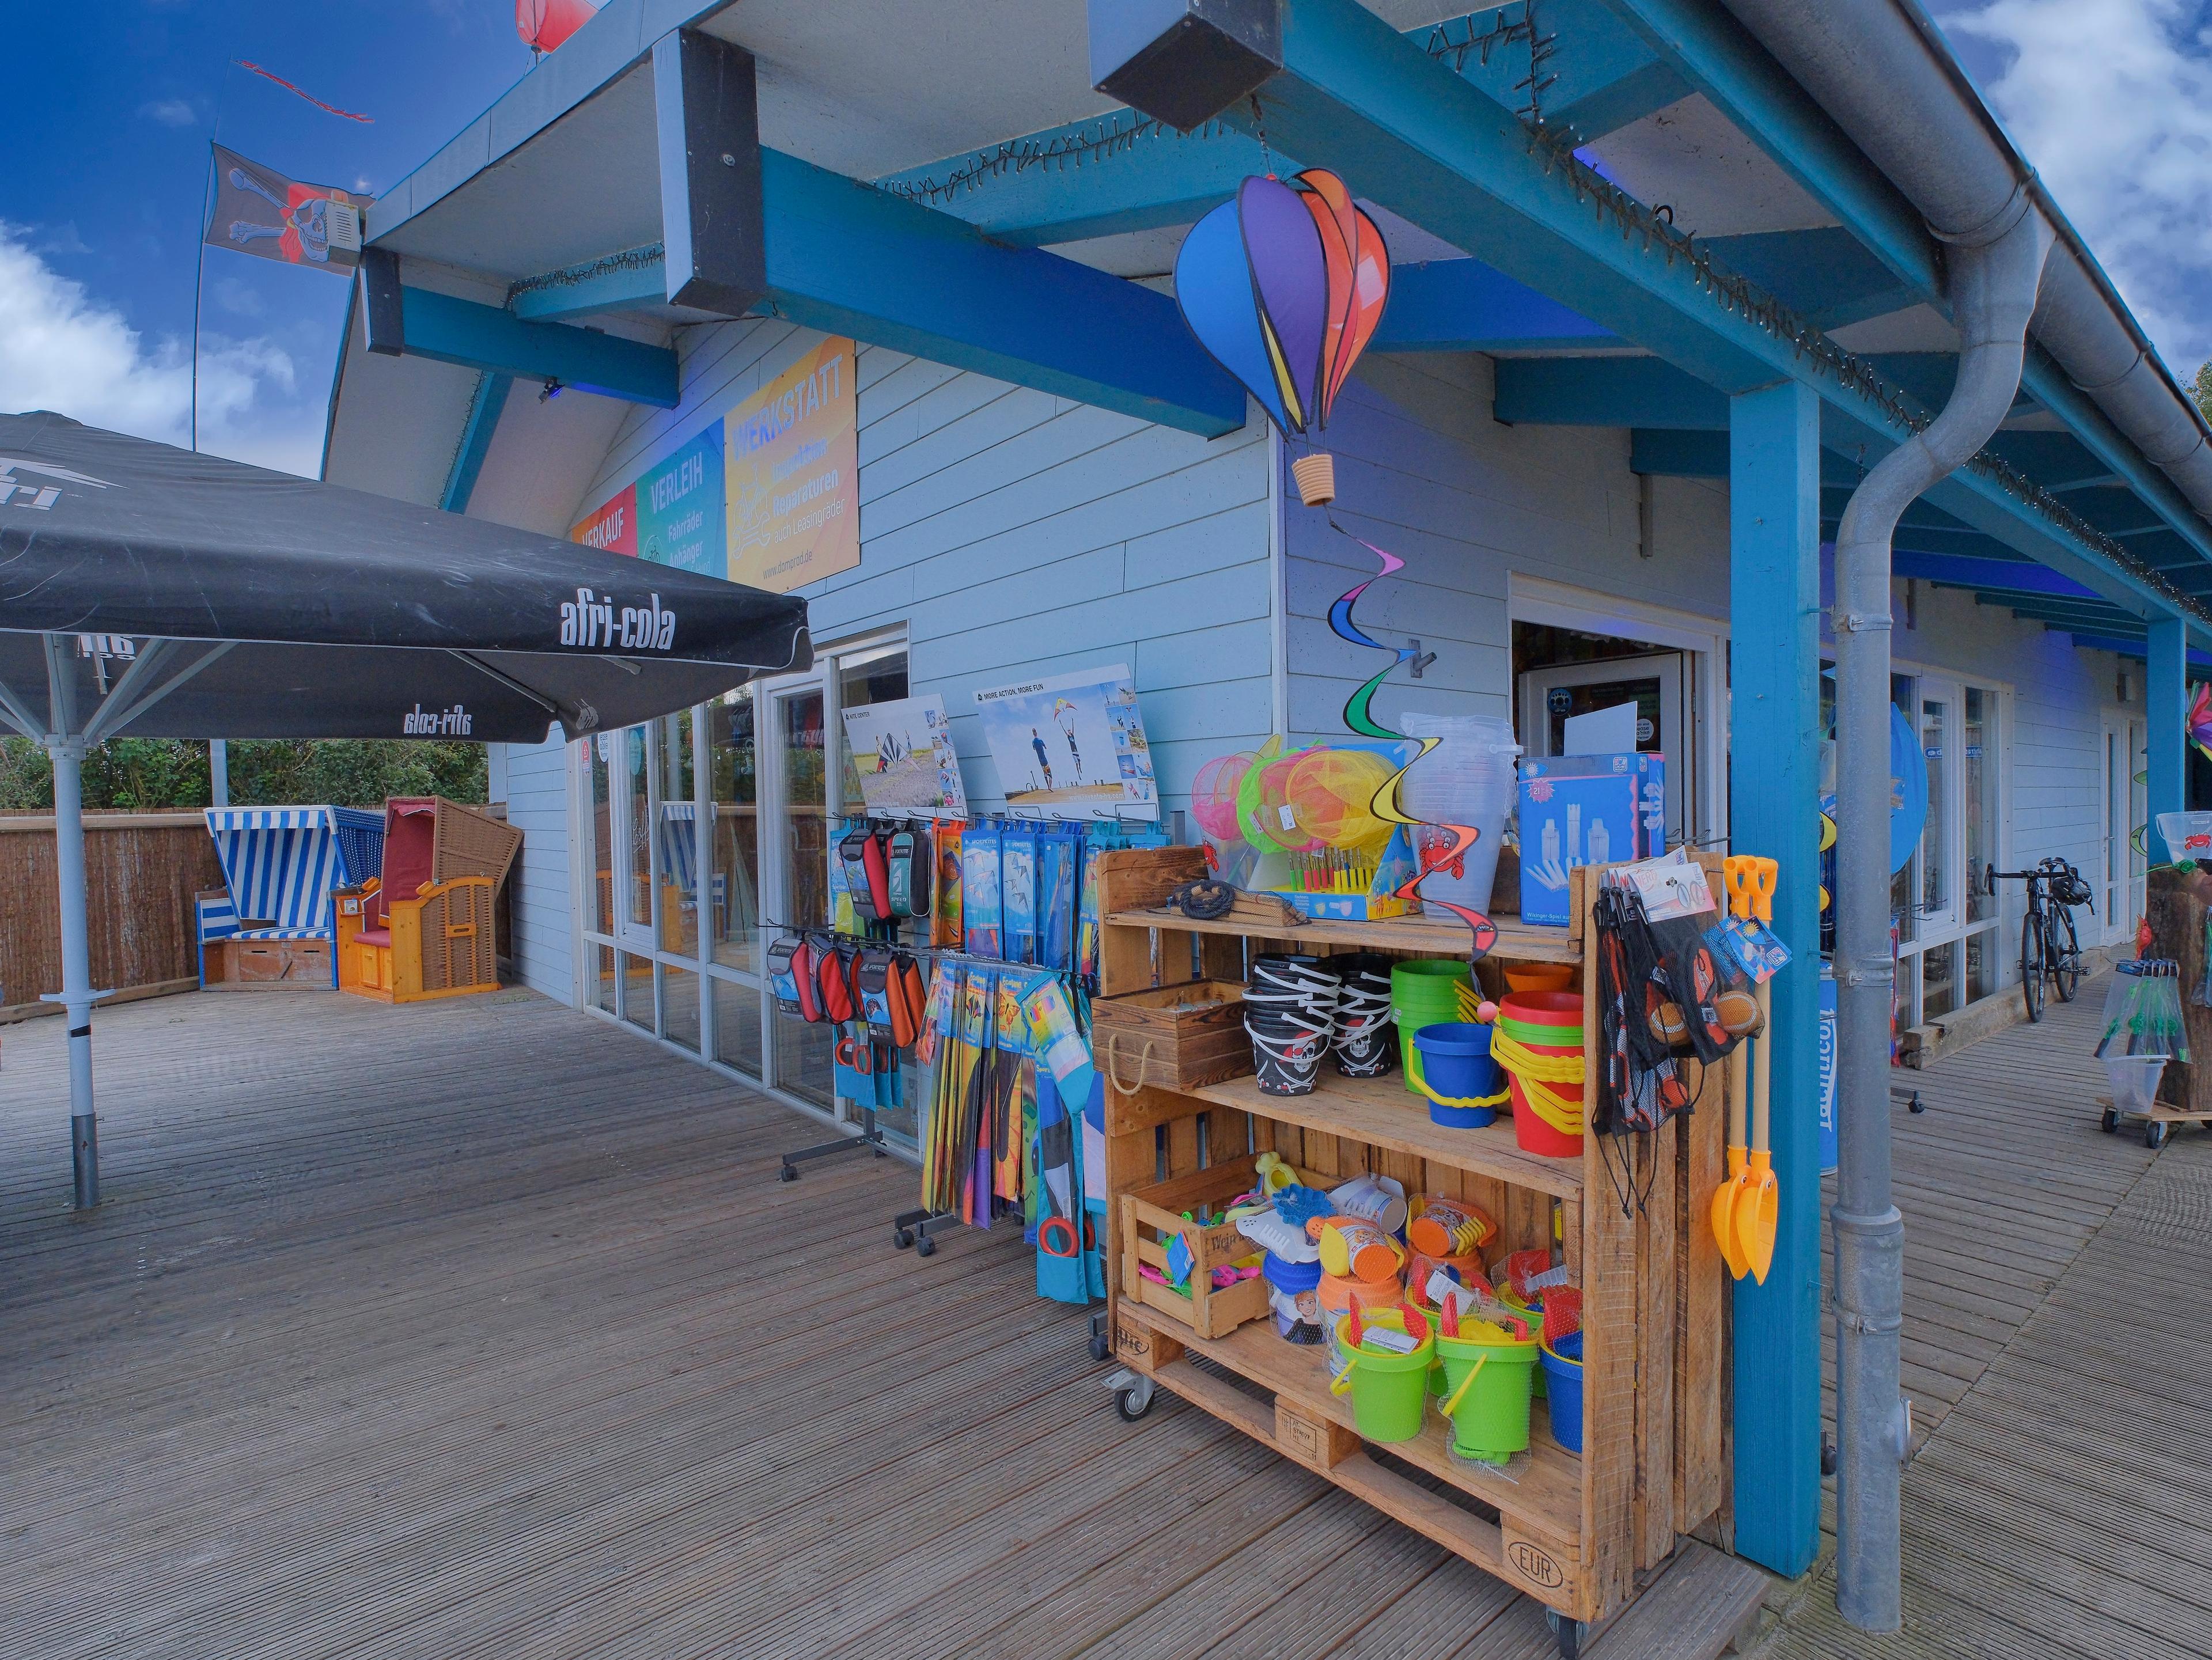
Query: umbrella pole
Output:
[[44, 734, 99, 1208]]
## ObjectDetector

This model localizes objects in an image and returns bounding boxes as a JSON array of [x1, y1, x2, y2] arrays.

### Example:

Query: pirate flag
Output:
[[203, 145, 369, 273]]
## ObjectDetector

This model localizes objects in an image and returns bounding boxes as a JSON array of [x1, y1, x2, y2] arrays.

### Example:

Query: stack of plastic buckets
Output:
[[1435, 1315, 1541, 1461], [1392, 960, 1473, 1093], [1244, 955, 1340, 1096], [1494, 990, 1586, 1157], [1330, 954, 1397, 1078]]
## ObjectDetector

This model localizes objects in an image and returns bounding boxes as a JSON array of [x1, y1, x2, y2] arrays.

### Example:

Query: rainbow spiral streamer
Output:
[[1328, 526, 1499, 958]]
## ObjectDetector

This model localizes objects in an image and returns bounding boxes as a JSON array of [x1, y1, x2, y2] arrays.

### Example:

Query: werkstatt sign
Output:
[[569, 336, 857, 597], [726, 336, 857, 593]]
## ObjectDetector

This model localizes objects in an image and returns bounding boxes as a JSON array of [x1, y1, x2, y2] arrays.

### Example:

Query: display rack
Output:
[[1092, 846, 1729, 1653]]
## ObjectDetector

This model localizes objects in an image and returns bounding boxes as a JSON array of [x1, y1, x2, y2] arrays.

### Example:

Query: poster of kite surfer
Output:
[[975, 664, 1157, 820], [842, 695, 965, 814]]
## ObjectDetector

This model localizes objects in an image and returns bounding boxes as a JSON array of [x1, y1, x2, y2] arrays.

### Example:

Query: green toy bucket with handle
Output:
[[1435, 1321, 1541, 1461], [1329, 1308, 1434, 1443]]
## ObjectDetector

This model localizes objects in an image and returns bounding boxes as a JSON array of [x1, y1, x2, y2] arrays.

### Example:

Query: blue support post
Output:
[[440, 373, 512, 514], [2147, 615, 2188, 822], [1728, 379, 1824, 1578]]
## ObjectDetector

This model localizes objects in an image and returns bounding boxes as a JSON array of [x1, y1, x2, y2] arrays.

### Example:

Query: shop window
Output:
[[591, 944, 617, 1018], [653, 712, 700, 958], [714, 975, 762, 1079], [774, 1009, 834, 1111], [586, 736, 615, 935], [660, 962, 700, 1053], [709, 688, 762, 973], [620, 951, 652, 1033], [1964, 688, 1997, 921]]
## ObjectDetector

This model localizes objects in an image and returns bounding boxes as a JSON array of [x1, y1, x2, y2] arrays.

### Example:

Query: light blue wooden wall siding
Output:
[[498, 733, 574, 1002], [1283, 351, 1726, 742], [574, 316, 1276, 827]]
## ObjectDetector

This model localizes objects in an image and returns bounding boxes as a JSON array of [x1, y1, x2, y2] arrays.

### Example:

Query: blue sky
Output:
[[0, 1, 536, 477], [2, 2, 2207, 483]]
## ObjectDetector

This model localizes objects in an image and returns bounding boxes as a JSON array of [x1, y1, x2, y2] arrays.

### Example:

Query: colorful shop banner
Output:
[[726, 336, 858, 594], [975, 664, 1158, 821], [568, 336, 855, 593]]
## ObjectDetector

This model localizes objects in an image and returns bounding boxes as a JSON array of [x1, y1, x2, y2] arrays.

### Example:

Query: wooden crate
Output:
[[203, 937, 331, 989], [1092, 978, 1251, 1093], [1119, 1154, 1271, 1340]]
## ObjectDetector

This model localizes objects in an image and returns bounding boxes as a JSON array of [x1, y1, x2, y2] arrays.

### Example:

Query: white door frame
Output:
[[1507, 574, 1728, 848]]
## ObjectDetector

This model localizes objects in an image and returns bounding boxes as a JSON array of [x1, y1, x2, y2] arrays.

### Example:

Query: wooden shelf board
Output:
[[1105, 905, 1581, 964], [1184, 1071, 1585, 1198], [1119, 1295, 1581, 1549]]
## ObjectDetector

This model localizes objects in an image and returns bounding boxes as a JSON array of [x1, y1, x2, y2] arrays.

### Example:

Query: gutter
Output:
[[1717, 0, 2212, 551]]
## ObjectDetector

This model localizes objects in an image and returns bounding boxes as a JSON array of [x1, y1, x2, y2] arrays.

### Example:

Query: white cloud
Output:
[[1937, 0, 2212, 369], [212, 275, 264, 317], [138, 97, 196, 127], [0, 224, 312, 475]]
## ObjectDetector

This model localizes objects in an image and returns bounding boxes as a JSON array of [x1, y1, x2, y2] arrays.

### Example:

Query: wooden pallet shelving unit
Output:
[[1095, 846, 1730, 1635]]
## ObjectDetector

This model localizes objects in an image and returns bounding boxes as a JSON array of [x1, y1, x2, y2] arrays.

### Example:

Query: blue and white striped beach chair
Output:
[[199, 806, 386, 987]]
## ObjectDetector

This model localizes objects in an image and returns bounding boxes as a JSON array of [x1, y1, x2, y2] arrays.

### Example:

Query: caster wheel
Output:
[[777, 1165, 798, 1183], [2146, 1121, 2168, 1150], [1089, 1330, 1113, 1363], [915, 1235, 937, 1258], [1115, 1383, 1156, 1421], [873, 1147, 888, 1158], [1545, 1609, 1584, 1659], [893, 1227, 915, 1250], [2101, 1108, 2119, 1134]]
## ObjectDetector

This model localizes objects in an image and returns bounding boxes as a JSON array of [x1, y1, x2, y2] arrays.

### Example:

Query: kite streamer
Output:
[[1330, 524, 1498, 957], [234, 62, 374, 123]]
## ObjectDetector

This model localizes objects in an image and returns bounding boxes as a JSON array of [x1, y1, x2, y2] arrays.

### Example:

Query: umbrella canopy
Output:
[[0, 412, 810, 742], [0, 411, 811, 1210]]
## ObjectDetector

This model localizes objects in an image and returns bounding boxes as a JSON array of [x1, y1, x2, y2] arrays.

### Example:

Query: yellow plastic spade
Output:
[[1734, 858, 1781, 1283], [1712, 856, 1755, 1278]]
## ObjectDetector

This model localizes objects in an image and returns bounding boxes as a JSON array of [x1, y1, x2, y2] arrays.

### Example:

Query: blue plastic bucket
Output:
[[1411, 1023, 1501, 1127], [1540, 1330, 1585, 1453]]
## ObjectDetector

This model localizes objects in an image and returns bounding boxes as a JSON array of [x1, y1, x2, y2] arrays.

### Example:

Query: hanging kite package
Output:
[[887, 826, 931, 919]]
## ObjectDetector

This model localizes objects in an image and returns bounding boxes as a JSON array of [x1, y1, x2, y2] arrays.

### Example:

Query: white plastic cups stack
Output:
[[1398, 712, 1520, 913], [1245, 954, 1342, 1097]]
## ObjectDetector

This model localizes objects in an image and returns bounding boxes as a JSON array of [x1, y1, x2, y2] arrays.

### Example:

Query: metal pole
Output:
[[1831, 202, 2051, 1631], [45, 733, 99, 1208], [209, 738, 229, 807]]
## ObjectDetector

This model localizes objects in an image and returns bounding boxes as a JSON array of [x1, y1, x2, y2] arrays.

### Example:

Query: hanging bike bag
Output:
[[889, 827, 933, 919], [790, 938, 824, 1024], [817, 941, 857, 1024], [854, 948, 897, 1044], [767, 935, 805, 1017], [839, 832, 881, 923]]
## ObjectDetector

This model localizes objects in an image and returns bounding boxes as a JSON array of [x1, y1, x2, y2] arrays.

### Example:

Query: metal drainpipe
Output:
[[1831, 190, 2052, 1630]]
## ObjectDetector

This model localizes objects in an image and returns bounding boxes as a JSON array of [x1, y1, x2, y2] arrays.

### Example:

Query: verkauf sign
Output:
[[569, 336, 857, 597]]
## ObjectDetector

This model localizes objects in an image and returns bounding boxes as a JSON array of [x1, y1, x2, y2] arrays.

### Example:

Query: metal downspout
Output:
[[1830, 192, 2053, 1629]]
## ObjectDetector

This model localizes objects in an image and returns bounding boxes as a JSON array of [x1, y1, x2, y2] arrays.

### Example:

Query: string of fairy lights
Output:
[[871, 3, 2191, 615]]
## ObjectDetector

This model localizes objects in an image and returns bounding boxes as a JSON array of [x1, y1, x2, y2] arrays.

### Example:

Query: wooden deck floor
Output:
[[0, 989, 1756, 1660], [1764, 979, 2212, 1658]]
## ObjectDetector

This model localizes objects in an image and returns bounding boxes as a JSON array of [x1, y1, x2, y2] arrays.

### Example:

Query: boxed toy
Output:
[[1516, 753, 1666, 927]]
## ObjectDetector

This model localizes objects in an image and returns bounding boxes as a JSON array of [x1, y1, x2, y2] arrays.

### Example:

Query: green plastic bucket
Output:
[[1330, 1312, 1435, 1443], [1392, 960, 1474, 1094], [1435, 1326, 1540, 1460]]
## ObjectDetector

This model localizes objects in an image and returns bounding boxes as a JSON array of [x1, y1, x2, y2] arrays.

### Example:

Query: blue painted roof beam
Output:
[[758, 149, 1245, 438], [872, 0, 1683, 251], [509, 248, 669, 322], [1890, 548, 2097, 600], [1375, 260, 1621, 352], [2069, 633, 2212, 666], [399, 286, 680, 405], [440, 372, 512, 512]]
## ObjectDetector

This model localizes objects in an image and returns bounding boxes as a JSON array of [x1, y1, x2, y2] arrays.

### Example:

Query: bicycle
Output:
[[1985, 857, 2093, 1023]]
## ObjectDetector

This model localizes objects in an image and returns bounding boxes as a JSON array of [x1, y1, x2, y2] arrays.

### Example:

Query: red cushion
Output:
[[355, 928, 391, 948]]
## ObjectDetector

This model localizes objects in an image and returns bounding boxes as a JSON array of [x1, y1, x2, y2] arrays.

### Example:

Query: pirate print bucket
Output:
[[1244, 956, 1340, 1096], [1330, 953, 1398, 1078]]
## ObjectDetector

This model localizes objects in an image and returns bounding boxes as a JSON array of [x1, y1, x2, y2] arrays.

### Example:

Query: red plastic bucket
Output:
[[1496, 991, 1585, 1158]]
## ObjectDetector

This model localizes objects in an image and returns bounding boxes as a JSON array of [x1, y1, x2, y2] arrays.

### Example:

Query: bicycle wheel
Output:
[[2020, 913, 2046, 1024], [2050, 907, 2081, 1003]]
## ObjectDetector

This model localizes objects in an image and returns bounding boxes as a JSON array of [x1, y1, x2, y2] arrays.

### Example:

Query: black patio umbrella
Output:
[[0, 411, 811, 1206]]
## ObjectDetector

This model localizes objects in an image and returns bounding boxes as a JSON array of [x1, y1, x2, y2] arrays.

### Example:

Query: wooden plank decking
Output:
[[1762, 978, 2212, 1658], [0, 988, 1757, 1660]]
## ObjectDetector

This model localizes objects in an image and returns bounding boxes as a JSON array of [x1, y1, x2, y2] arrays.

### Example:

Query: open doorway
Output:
[[1510, 612, 1716, 851]]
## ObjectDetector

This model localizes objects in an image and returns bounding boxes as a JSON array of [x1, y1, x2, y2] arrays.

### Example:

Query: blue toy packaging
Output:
[[1517, 753, 1667, 927]]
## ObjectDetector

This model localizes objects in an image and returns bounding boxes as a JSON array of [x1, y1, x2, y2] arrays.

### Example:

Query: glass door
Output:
[[768, 682, 833, 1108]]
